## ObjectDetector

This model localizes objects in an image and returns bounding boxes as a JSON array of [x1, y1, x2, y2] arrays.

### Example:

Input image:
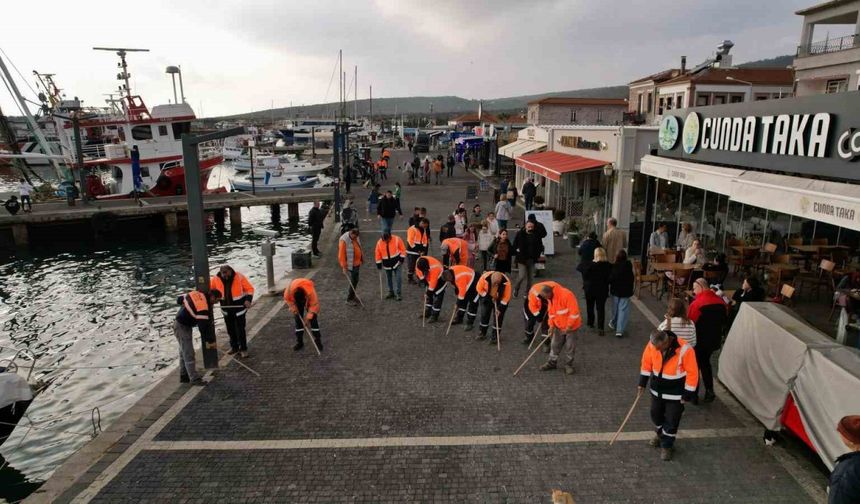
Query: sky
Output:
[[0, 0, 828, 118]]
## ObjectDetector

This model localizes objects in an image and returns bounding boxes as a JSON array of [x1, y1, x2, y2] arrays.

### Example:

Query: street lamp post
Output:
[[726, 76, 754, 102]]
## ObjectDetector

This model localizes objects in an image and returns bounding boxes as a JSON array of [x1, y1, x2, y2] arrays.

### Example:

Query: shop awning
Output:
[[515, 151, 607, 183], [640, 155, 743, 196], [498, 139, 546, 159]]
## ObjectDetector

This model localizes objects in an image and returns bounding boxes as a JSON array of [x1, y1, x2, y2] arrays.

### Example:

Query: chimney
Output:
[[681, 56, 687, 74]]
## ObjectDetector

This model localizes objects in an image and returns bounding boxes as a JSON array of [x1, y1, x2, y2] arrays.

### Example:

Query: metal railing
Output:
[[797, 34, 860, 57]]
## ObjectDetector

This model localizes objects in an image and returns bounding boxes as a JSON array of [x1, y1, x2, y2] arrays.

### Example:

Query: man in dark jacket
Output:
[[608, 250, 635, 338], [440, 215, 457, 242], [830, 415, 860, 504], [377, 190, 398, 234], [513, 221, 543, 297], [526, 213, 547, 240], [308, 201, 324, 256], [446, 153, 455, 177], [522, 178, 537, 210], [577, 232, 600, 282]]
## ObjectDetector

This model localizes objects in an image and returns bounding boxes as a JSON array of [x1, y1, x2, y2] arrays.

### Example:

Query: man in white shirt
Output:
[[18, 179, 33, 212]]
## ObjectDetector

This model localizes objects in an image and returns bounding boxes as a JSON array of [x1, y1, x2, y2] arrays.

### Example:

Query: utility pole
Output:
[[338, 50, 343, 122], [369, 85, 373, 132], [354, 65, 358, 122], [343, 71, 347, 121]]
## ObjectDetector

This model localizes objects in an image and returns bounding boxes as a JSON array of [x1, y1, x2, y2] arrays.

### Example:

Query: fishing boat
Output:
[[230, 169, 318, 191], [0, 349, 45, 447]]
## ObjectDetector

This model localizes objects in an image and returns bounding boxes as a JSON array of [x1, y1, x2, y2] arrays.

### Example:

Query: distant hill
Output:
[[737, 54, 794, 68], [214, 85, 629, 122]]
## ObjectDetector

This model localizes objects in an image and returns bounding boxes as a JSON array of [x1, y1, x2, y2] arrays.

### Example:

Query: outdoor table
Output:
[[651, 262, 697, 299], [790, 245, 821, 271], [766, 263, 800, 295]]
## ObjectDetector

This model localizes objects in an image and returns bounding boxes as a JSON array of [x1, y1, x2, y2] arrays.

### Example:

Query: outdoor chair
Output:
[[753, 242, 778, 274], [795, 259, 836, 300], [633, 259, 659, 298]]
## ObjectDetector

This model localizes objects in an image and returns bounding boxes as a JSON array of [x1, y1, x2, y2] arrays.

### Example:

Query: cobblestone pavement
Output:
[[76, 148, 821, 503]]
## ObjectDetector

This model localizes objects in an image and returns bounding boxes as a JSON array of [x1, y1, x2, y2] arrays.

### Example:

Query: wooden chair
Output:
[[771, 254, 791, 265], [767, 267, 798, 296], [654, 253, 677, 264], [633, 259, 659, 298], [779, 283, 795, 306], [669, 267, 694, 299], [754, 242, 778, 274], [795, 259, 836, 300], [787, 237, 805, 266]]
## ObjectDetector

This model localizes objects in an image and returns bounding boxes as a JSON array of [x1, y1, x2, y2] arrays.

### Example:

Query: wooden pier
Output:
[[0, 187, 334, 245]]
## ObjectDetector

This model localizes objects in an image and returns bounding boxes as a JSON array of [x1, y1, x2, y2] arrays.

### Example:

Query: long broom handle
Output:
[[445, 300, 458, 336], [513, 330, 553, 376], [343, 270, 365, 307], [495, 302, 501, 352], [378, 270, 385, 300], [298, 312, 322, 356], [609, 388, 645, 446], [422, 292, 427, 328], [216, 347, 261, 377]]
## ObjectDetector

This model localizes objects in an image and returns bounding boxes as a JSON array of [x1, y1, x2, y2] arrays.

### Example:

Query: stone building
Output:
[[526, 97, 627, 126]]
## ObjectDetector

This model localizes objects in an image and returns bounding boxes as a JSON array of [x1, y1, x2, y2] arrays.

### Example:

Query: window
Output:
[[158, 125, 168, 136], [754, 94, 770, 101], [646, 92, 653, 113], [570, 108, 577, 122], [657, 97, 664, 115], [596, 109, 602, 123], [676, 95, 684, 108], [713, 95, 726, 105], [172, 122, 191, 140], [637, 93, 644, 113], [140, 166, 150, 178], [696, 94, 709, 106], [730, 94, 744, 104], [131, 125, 152, 140], [826, 78, 848, 94]]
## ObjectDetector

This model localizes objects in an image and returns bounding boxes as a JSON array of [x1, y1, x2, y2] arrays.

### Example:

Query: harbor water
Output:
[[0, 163, 318, 502]]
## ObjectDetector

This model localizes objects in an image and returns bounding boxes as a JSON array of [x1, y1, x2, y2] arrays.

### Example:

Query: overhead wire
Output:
[[0, 46, 39, 99]]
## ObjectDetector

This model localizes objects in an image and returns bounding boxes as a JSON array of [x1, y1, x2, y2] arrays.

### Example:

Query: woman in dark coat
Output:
[[488, 229, 513, 273], [583, 247, 613, 336], [577, 232, 601, 283], [609, 249, 635, 338]]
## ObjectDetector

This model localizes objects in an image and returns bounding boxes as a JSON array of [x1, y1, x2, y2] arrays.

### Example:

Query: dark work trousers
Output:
[[523, 301, 548, 344], [223, 311, 248, 352], [454, 280, 479, 325], [424, 288, 445, 319], [478, 298, 507, 339], [379, 168, 387, 180], [695, 344, 716, 393], [524, 196, 533, 211], [650, 396, 685, 449], [447, 163, 454, 176], [346, 268, 360, 301], [21, 195, 32, 211], [585, 294, 607, 329], [311, 226, 322, 255], [407, 252, 421, 281], [294, 304, 321, 345]]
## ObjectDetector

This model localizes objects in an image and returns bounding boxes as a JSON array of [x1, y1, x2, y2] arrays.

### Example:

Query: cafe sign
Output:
[[658, 91, 860, 181], [557, 135, 608, 151]]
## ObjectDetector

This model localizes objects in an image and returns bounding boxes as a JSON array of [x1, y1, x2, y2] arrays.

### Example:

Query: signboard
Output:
[[465, 185, 479, 200], [525, 210, 555, 256], [557, 135, 608, 151], [657, 91, 860, 181]]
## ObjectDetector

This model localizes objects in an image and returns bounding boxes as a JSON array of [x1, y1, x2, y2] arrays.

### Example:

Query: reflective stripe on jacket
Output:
[[283, 278, 320, 317], [375, 235, 407, 269], [406, 225, 429, 255], [416, 256, 444, 293], [547, 286, 581, 331], [176, 291, 211, 328], [442, 237, 469, 266], [210, 272, 255, 315], [639, 338, 699, 401], [527, 281, 561, 317], [449, 265, 477, 300], [476, 271, 512, 305]]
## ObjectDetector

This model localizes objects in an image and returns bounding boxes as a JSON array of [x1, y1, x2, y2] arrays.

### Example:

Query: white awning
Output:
[[499, 139, 546, 159], [639, 155, 743, 196]]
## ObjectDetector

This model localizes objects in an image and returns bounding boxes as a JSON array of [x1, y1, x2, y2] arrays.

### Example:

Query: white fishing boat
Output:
[[230, 169, 318, 191]]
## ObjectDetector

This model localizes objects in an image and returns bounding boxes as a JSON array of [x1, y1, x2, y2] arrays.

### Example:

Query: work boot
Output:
[[564, 365, 575, 375], [703, 390, 716, 403], [239, 351, 249, 358], [190, 378, 207, 386], [649, 434, 660, 448], [475, 332, 487, 341], [540, 360, 557, 371], [396, 295, 402, 301], [385, 292, 395, 299], [489, 336, 497, 346], [428, 314, 439, 324], [660, 447, 674, 461], [293, 341, 304, 351], [313, 337, 323, 352], [180, 374, 190, 383]]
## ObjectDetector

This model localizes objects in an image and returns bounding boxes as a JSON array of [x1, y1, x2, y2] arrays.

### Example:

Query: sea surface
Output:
[[0, 162, 321, 502]]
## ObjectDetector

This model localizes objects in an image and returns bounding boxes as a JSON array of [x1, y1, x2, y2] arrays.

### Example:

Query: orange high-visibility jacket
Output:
[[382, 148, 391, 159], [547, 286, 582, 331], [375, 235, 407, 269], [476, 271, 512, 305], [416, 256, 444, 292], [406, 225, 429, 254], [210, 271, 255, 313], [526, 280, 561, 317], [639, 338, 699, 401], [442, 237, 469, 266], [433, 159, 443, 173], [283, 278, 320, 318], [449, 265, 477, 300], [338, 232, 363, 270]]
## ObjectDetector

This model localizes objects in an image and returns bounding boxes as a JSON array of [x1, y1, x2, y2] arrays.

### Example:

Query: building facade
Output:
[[794, 0, 860, 96], [627, 68, 683, 125], [526, 98, 627, 126]]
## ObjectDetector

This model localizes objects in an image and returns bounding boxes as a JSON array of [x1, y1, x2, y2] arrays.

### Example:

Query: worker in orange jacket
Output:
[[338, 227, 363, 304], [639, 329, 699, 461], [209, 265, 255, 357], [406, 218, 430, 283], [441, 237, 469, 268], [283, 278, 322, 351], [475, 271, 512, 344], [174, 288, 221, 384], [441, 265, 479, 329], [522, 280, 561, 347], [540, 285, 582, 375], [415, 255, 445, 322], [377, 158, 388, 181], [375, 232, 406, 300]]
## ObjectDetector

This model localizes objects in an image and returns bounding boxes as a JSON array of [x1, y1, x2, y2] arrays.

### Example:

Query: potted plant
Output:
[[567, 219, 581, 248], [552, 208, 566, 236]]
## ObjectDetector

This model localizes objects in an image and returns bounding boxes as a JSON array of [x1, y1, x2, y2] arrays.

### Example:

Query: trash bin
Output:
[[292, 250, 312, 269]]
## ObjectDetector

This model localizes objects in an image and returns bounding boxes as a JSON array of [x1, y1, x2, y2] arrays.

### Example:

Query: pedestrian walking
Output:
[[210, 265, 255, 357], [283, 278, 322, 351], [474, 271, 512, 345], [4, 195, 21, 215], [463, 225, 478, 269], [367, 184, 381, 216], [439, 215, 457, 241], [378, 158, 388, 181], [416, 255, 445, 323], [18, 179, 33, 212], [375, 232, 406, 301], [453, 208, 467, 237], [829, 415, 860, 504], [446, 153, 455, 177], [540, 284, 582, 375], [512, 220, 543, 297], [583, 247, 612, 336], [488, 228, 513, 273], [423, 155, 431, 183], [485, 212, 500, 236], [406, 218, 430, 284], [174, 289, 221, 384], [410, 155, 420, 184], [442, 265, 479, 330], [494, 195, 511, 230], [433, 156, 444, 185], [471, 204, 482, 224], [441, 236, 469, 267], [688, 278, 728, 403], [602, 217, 626, 264], [523, 280, 560, 346], [657, 298, 696, 348], [576, 232, 600, 283], [526, 213, 547, 240], [393, 182, 403, 216], [308, 201, 324, 257], [338, 228, 363, 305], [522, 178, 536, 211], [340, 200, 358, 232], [499, 178, 509, 197], [377, 190, 398, 234], [639, 329, 699, 461], [477, 221, 494, 272], [608, 249, 634, 338]]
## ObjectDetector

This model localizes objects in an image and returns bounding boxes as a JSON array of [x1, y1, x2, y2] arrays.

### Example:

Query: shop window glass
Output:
[[172, 122, 191, 140], [654, 179, 681, 245], [629, 172, 649, 256], [765, 210, 792, 253], [743, 205, 768, 247], [678, 184, 706, 247], [788, 216, 815, 245], [714, 95, 726, 105], [815, 222, 839, 247], [838, 228, 860, 261], [158, 125, 168, 136], [724, 200, 744, 246], [826, 79, 847, 94], [701, 191, 722, 251], [696, 95, 709, 106]]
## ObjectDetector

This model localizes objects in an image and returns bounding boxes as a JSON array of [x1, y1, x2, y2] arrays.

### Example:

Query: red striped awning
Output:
[[515, 151, 608, 182]]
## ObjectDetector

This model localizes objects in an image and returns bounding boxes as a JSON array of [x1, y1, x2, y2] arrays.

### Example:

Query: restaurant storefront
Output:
[[635, 91, 860, 260]]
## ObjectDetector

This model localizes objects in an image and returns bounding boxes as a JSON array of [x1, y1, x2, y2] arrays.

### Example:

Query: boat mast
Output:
[[0, 52, 64, 178], [93, 47, 149, 100], [354, 65, 357, 122]]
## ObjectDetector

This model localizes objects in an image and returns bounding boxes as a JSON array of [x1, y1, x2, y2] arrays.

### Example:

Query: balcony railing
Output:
[[797, 34, 860, 57]]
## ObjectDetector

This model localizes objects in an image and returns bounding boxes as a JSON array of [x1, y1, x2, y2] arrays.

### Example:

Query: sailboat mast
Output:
[[354, 65, 357, 122]]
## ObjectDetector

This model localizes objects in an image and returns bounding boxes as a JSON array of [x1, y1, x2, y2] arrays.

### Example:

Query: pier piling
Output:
[[163, 212, 178, 231], [287, 202, 299, 224], [11, 223, 29, 246], [229, 206, 242, 230]]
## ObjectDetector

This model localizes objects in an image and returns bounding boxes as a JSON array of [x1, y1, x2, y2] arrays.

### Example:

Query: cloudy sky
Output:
[[0, 0, 826, 117]]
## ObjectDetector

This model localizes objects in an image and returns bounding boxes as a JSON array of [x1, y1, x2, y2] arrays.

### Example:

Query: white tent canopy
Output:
[[498, 139, 546, 159]]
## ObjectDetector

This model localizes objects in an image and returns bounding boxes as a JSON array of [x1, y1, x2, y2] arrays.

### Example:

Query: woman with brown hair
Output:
[[488, 228, 513, 273], [657, 298, 697, 348]]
